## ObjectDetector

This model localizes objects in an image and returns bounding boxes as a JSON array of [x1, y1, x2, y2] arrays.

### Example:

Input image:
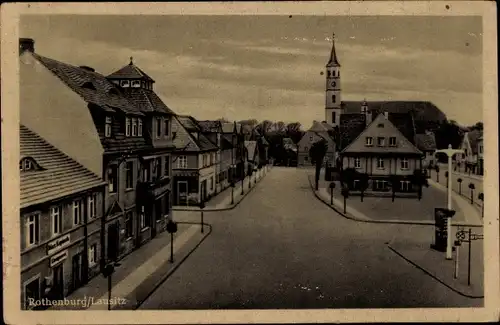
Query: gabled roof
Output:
[[122, 88, 175, 114], [338, 113, 367, 151], [415, 132, 437, 151], [308, 120, 330, 132], [341, 101, 446, 122], [220, 134, 234, 150], [106, 60, 155, 82], [244, 140, 258, 160], [341, 113, 422, 155], [173, 116, 218, 152], [33, 54, 144, 116], [20, 125, 106, 209], [197, 120, 222, 133], [466, 129, 483, 154]]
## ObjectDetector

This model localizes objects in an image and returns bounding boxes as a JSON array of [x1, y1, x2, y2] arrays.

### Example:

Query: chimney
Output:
[[19, 38, 35, 55]]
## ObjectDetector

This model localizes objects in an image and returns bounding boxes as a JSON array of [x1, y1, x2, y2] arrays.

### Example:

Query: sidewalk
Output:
[[50, 222, 210, 310], [309, 174, 482, 227], [437, 162, 483, 182], [428, 179, 483, 226], [388, 235, 484, 299], [173, 166, 269, 211]]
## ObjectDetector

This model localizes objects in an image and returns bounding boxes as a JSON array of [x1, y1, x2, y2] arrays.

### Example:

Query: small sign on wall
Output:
[[50, 250, 68, 267], [46, 234, 70, 256]]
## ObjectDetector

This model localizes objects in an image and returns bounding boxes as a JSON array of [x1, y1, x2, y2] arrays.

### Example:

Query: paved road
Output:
[[140, 167, 483, 309]]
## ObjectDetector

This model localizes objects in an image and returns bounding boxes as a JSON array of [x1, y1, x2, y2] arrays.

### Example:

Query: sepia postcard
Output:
[[2, 1, 499, 324]]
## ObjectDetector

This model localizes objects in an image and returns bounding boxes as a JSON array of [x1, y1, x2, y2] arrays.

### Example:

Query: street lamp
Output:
[[435, 144, 464, 260], [199, 198, 205, 233], [254, 167, 258, 184], [230, 164, 236, 205]]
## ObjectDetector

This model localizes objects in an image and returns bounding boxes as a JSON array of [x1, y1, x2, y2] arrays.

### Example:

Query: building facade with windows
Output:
[[340, 112, 424, 192], [457, 129, 483, 175], [477, 135, 484, 175], [171, 115, 218, 206], [20, 38, 175, 272], [221, 122, 246, 181], [20, 125, 106, 309]]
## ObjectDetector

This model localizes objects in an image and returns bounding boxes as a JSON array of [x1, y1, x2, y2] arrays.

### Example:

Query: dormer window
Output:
[[120, 80, 130, 88], [108, 88, 120, 95], [82, 81, 96, 90], [105, 116, 112, 137], [377, 123, 384, 128], [20, 157, 41, 172], [112, 80, 120, 86], [132, 118, 138, 136], [125, 117, 131, 136], [131, 80, 141, 88], [389, 137, 397, 147], [365, 137, 373, 146], [377, 137, 385, 147], [138, 119, 143, 136]]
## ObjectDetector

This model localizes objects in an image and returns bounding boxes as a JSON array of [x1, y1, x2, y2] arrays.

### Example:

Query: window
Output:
[[164, 119, 169, 137], [24, 159, 32, 171], [125, 161, 134, 189], [400, 158, 409, 170], [389, 137, 397, 146], [400, 180, 411, 192], [377, 158, 385, 169], [142, 81, 146, 88], [155, 199, 162, 221], [108, 165, 118, 193], [24, 277, 40, 310], [140, 206, 148, 229], [88, 244, 97, 266], [479, 145, 483, 154], [332, 111, 336, 124], [366, 137, 373, 146], [120, 80, 130, 88], [377, 123, 384, 128], [375, 180, 388, 191], [132, 118, 138, 136], [332, 95, 336, 103], [304, 146, 308, 152], [26, 213, 40, 246], [305, 156, 309, 161], [82, 82, 96, 90], [156, 118, 162, 138], [210, 177, 214, 190], [73, 200, 83, 225], [354, 157, 361, 169], [138, 119, 143, 136], [153, 157, 162, 180], [131, 80, 141, 88], [105, 117, 112, 137], [164, 156, 170, 176], [177, 156, 187, 169], [377, 137, 385, 147], [163, 195, 170, 218], [327, 70, 331, 77], [125, 212, 133, 239], [310, 136, 314, 141], [87, 194, 97, 219], [125, 117, 131, 136]]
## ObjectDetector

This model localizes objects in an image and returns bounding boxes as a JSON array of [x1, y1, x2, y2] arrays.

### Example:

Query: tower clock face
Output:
[[330, 81, 336, 88]]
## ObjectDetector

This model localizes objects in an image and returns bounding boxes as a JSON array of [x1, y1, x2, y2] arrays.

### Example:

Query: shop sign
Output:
[[46, 234, 70, 255], [49, 250, 68, 267]]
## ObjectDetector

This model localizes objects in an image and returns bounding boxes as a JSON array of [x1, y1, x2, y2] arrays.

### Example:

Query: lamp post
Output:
[[435, 144, 464, 260], [254, 167, 258, 184], [199, 198, 205, 233], [230, 165, 236, 205]]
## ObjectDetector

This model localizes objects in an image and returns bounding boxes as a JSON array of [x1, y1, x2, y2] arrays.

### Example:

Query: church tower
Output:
[[325, 33, 342, 127]]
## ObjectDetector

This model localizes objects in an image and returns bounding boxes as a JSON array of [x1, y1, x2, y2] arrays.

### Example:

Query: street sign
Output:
[[470, 234, 484, 241], [166, 220, 178, 234]]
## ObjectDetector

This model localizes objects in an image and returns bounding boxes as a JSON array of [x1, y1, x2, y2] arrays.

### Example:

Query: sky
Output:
[[20, 15, 483, 128]]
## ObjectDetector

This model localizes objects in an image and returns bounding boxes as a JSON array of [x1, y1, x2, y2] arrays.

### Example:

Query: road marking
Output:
[[89, 225, 198, 309]]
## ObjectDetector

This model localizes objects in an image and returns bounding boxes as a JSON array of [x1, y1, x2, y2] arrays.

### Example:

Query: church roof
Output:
[[341, 101, 446, 122], [107, 58, 155, 82], [326, 33, 341, 67]]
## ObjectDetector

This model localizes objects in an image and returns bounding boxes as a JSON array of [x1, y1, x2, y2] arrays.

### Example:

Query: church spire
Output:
[[327, 33, 341, 67]]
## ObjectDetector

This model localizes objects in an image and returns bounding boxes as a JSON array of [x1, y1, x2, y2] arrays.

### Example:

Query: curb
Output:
[[308, 175, 483, 227], [173, 168, 270, 212], [387, 244, 484, 299], [134, 221, 213, 309]]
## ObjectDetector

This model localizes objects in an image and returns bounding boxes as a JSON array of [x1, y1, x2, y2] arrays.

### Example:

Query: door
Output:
[[71, 254, 82, 292], [152, 199, 162, 238], [200, 180, 207, 203], [107, 223, 119, 262], [52, 264, 64, 300], [177, 181, 188, 206]]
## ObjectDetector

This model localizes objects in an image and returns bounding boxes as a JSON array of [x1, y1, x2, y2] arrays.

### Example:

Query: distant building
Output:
[[171, 115, 219, 206], [457, 129, 483, 174], [415, 131, 437, 169], [297, 121, 336, 167], [20, 125, 106, 309], [477, 135, 484, 175]]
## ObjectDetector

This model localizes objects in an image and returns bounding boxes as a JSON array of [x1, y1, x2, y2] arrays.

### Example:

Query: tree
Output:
[[468, 183, 475, 204], [309, 139, 328, 191], [339, 167, 357, 189], [457, 178, 463, 195], [329, 182, 336, 205], [216, 117, 229, 122], [286, 122, 301, 133], [412, 169, 429, 200], [359, 173, 370, 202], [478, 192, 484, 218], [275, 121, 287, 134]]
